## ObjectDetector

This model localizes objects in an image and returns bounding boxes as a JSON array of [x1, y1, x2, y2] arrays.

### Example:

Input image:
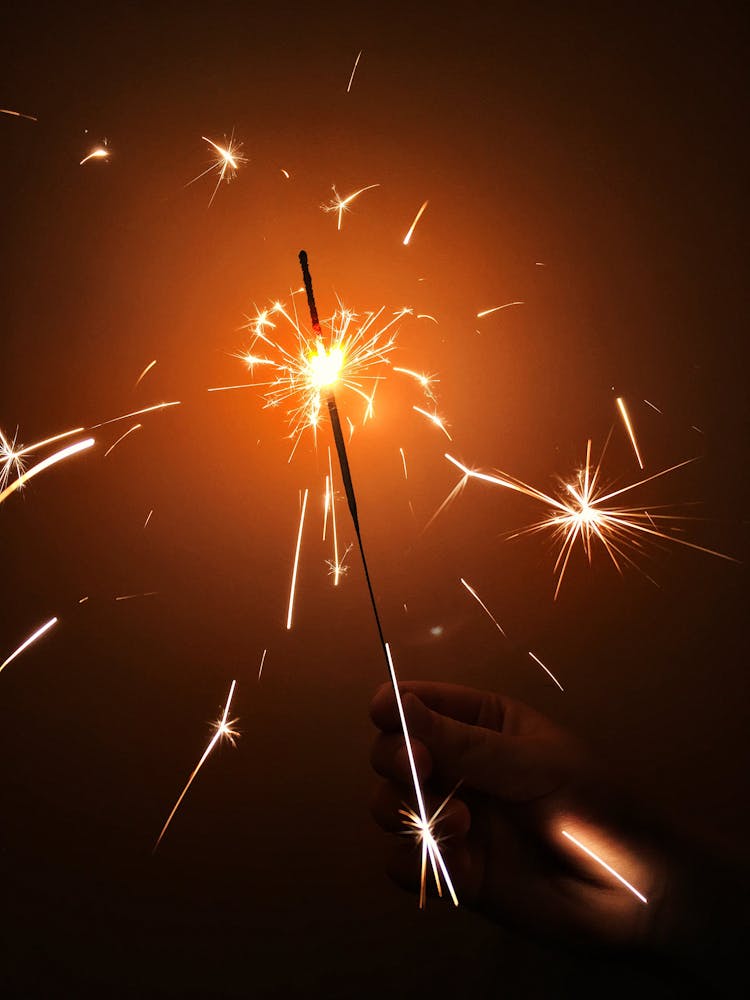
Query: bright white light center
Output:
[[308, 341, 345, 389]]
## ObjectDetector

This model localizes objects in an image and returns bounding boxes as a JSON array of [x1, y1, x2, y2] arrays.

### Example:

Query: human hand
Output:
[[370, 681, 667, 954]]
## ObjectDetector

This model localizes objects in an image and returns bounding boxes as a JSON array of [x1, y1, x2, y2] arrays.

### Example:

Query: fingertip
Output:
[[369, 682, 394, 727]]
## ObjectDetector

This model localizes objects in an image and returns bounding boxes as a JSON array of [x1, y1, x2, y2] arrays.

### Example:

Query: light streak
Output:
[[402, 200, 429, 246], [399, 446, 408, 480], [280, 168, 290, 179], [322, 183, 379, 230], [79, 145, 109, 166], [286, 489, 309, 629], [1, 108, 38, 121], [114, 591, 158, 601], [154, 680, 239, 852], [89, 401, 181, 428], [616, 397, 644, 469], [144, 509, 153, 528], [444, 443, 736, 598], [476, 301, 524, 318], [386, 644, 458, 908], [1, 616, 58, 674], [346, 50, 363, 92], [323, 474, 331, 540], [527, 651, 564, 692], [416, 313, 438, 323], [561, 829, 647, 904], [413, 405, 452, 441], [459, 578, 506, 635], [258, 649, 267, 680], [188, 134, 246, 206], [103, 423, 142, 457], [644, 399, 662, 413], [327, 448, 341, 585], [0, 438, 94, 505], [1, 426, 85, 490], [135, 359, 157, 387]]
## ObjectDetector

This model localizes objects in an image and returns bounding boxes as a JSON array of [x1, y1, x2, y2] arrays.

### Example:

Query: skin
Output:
[[369, 680, 745, 983]]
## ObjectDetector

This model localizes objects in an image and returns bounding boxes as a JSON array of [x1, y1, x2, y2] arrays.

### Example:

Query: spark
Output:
[[459, 578, 506, 635], [561, 829, 647, 904], [258, 649, 268, 680], [280, 168, 290, 179], [346, 50, 363, 92], [144, 509, 153, 528], [413, 405, 452, 441], [616, 397, 644, 469], [79, 145, 109, 166], [323, 474, 331, 541], [90, 401, 181, 428], [394, 366, 438, 401], [399, 447, 408, 480], [78, 597, 89, 603], [189, 134, 247, 206], [103, 423, 142, 457], [386, 644, 458, 907], [398, 785, 461, 908], [0, 438, 95, 506], [154, 680, 239, 852], [240, 298, 403, 450], [476, 302, 524, 318], [644, 399, 662, 414], [115, 591, 158, 601], [527, 651, 564, 692], [444, 441, 736, 598], [1, 426, 85, 490], [416, 313, 438, 323], [135, 359, 157, 388], [327, 448, 341, 585], [1, 108, 38, 121], [322, 183, 379, 230], [326, 543, 352, 580], [286, 489, 309, 629], [1, 616, 58, 675], [402, 200, 429, 246]]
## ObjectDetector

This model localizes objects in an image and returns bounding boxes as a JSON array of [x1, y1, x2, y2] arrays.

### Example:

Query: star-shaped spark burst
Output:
[[0, 428, 25, 491], [189, 133, 247, 206], [443, 439, 736, 598], [322, 183, 380, 230]]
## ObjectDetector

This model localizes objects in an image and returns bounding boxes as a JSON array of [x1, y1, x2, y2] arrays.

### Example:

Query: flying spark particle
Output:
[[561, 830, 647, 904], [286, 489, 309, 629], [90, 401, 181, 429], [280, 168, 290, 179], [615, 397, 644, 469], [1, 108, 38, 121], [188, 134, 247, 206], [527, 651, 564, 692], [346, 50, 363, 92], [1, 616, 59, 674], [135, 359, 157, 388], [402, 200, 429, 246], [258, 649, 268, 680], [322, 183, 380, 230], [399, 447, 408, 480], [144, 509, 153, 528], [459, 578, 506, 635], [114, 591, 158, 601], [103, 423, 142, 457], [413, 405, 452, 441], [476, 302, 524, 318], [643, 399, 662, 413]]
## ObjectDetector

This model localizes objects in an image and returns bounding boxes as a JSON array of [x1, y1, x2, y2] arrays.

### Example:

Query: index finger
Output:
[[370, 681, 506, 732]]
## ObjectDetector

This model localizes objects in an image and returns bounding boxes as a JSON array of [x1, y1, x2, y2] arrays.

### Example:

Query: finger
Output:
[[385, 838, 479, 903], [370, 731, 432, 783], [370, 681, 507, 732], [370, 779, 471, 838], [402, 693, 565, 802]]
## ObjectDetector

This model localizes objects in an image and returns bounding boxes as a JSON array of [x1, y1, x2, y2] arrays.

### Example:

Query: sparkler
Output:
[[402, 200, 429, 246], [444, 440, 736, 599], [154, 680, 239, 852], [189, 134, 246, 207], [322, 184, 380, 230], [1, 616, 58, 675], [296, 250, 457, 906]]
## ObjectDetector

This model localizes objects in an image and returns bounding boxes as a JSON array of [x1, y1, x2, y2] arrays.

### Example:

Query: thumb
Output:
[[404, 693, 562, 802]]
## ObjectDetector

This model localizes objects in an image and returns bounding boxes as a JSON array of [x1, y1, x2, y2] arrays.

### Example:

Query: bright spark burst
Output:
[[240, 299, 405, 451], [402, 200, 429, 246], [1, 616, 58, 675], [154, 680, 239, 852], [79, 145, 109, 166], [189, 134, 247, 206], [444, 440, 736, 599], [394, 366, 438, 402], [0, 437, 95, 506], [616, 397, 644, 469], [561, 829, 647, 904], [322, 183, 379, 230], [413, 406, 452, 441]]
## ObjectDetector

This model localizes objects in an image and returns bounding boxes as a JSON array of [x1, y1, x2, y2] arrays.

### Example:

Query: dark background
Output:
[[1, 2, 747, 996]]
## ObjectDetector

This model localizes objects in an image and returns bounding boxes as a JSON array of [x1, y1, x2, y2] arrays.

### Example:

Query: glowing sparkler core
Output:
[[189, 133, 246, 206]]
